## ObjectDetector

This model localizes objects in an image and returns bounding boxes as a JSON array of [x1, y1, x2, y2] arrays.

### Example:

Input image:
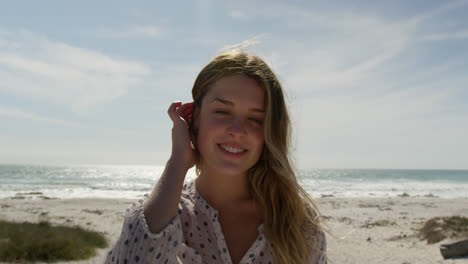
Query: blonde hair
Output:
[[189, 50, 323, 263]]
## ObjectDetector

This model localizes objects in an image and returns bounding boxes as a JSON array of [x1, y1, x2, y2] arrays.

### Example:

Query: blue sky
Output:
[[1, 0, 467, 169]]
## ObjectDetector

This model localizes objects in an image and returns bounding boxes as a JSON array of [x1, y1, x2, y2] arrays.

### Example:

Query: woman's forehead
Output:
[[204, 75, 265, 107]]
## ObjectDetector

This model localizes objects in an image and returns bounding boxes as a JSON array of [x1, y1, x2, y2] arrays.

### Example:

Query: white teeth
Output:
[[220, 144, 245, 153]]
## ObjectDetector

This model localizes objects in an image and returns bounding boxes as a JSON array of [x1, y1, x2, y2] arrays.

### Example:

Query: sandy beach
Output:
[[1, 196, 467, 264]]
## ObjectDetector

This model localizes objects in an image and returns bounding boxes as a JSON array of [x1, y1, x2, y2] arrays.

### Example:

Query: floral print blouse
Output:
[[105, 181, 327, 264]]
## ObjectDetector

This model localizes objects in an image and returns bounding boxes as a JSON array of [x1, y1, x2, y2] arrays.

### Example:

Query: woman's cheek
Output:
[[210, 116, 227, 129], [251, 124, 265, 141], [255, 132, 265, 146], [202, 114, 222, 128]]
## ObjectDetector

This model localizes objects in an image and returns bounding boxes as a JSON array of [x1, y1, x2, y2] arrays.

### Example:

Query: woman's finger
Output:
[[167, 102, 182, 122]]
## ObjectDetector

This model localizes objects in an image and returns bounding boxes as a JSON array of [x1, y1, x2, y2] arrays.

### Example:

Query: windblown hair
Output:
[[189, 50, 323, 263]]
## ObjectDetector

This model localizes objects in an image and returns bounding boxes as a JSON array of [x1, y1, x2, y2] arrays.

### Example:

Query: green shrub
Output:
[[0, 220, 107, 262]]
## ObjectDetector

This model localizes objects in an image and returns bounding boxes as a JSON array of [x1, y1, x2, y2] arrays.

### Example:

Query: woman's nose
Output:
[[227, 118, 247, 136]]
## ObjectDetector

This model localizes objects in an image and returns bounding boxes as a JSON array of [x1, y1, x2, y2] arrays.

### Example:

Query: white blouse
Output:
[[105, 181, 327, 264]]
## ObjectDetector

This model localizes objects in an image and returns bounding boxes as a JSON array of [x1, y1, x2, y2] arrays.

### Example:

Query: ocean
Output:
[[1, 164, 467, 199]]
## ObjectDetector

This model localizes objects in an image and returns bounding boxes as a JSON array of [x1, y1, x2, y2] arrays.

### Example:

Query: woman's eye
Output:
[[249, 118, 263, 125], [215, 110, 228, 114]]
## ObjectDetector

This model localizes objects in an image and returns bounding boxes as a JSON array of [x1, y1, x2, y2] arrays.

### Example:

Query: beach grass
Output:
[[419, 216, 468, 243], [0, 220, 107, 262]]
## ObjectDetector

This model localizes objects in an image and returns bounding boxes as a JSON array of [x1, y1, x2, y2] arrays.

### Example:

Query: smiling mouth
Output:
[[218, 144, 246, 154]]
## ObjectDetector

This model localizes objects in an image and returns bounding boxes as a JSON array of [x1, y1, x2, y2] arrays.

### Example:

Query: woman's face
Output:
[[195, 75, 266, 176]]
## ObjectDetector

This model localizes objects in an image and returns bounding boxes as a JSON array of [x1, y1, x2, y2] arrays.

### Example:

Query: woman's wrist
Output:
[[167, 156, 190, 176]]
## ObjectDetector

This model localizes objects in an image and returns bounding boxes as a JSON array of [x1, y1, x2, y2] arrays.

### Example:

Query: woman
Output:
[[105, 50, 327, 264]]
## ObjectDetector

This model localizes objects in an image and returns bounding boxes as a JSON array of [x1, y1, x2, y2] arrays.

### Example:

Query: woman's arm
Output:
[[143, 101, 195, 233], [142, 158, 188, 233], [105, 102, 196, 264]]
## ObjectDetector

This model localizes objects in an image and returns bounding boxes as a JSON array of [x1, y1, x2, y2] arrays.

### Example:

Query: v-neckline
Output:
[[186, 181, 265, 264], [214, 219, 264, 264]]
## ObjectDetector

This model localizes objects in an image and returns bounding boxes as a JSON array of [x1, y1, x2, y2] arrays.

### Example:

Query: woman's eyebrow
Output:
[[212, 97, 265, 113], [212, 97, 233, 106]]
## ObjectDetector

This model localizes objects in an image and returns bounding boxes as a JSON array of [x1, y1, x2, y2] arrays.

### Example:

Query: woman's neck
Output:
[[195, 166, 252, 210]]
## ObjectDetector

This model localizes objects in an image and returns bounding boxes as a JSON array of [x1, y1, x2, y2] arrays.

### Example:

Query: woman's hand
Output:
[[167, 102, 196, 171]]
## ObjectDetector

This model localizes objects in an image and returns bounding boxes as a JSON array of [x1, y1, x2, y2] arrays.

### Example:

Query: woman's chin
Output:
[[204, 162, 250, 177]]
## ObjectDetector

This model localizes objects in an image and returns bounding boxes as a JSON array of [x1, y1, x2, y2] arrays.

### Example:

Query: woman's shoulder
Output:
[[306, 220, 327, 263], [302, 204, 327, 262]]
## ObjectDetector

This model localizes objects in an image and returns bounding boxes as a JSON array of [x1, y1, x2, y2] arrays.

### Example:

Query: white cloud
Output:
[[227, 10, 248, 20], [292, 87, 468, 169], [0, 106, 84, 127], [220, 34, 266, 52], [95, 25, 165, 39], [423, 30, 468, 41], [0, 30, 151, 113]]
